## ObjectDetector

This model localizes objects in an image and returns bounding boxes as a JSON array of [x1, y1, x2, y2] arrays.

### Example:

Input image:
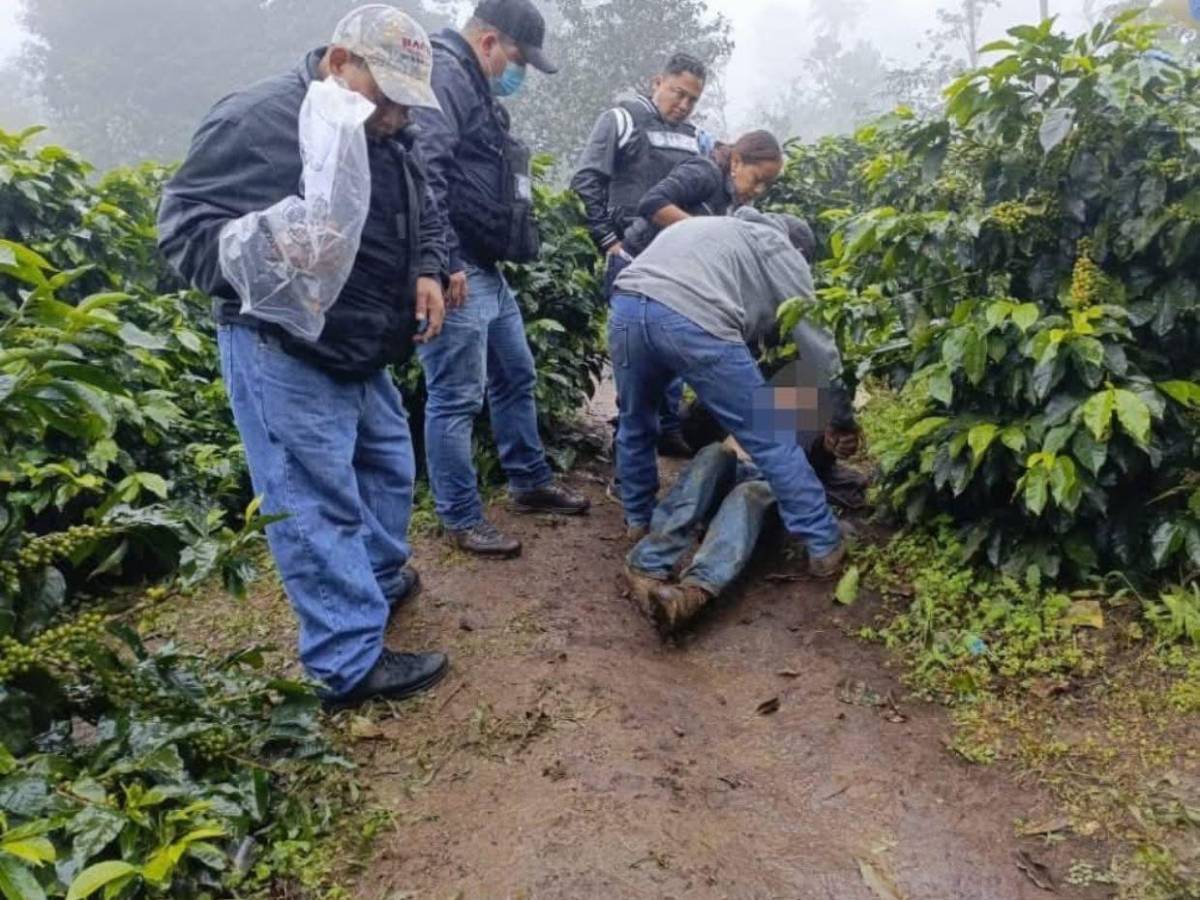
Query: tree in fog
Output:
[[16, 0, 451, 170], [506, 0, 733, 163]]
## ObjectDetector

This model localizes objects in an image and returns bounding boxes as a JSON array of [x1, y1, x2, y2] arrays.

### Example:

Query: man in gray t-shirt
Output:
[[609, 208, 851, 578]]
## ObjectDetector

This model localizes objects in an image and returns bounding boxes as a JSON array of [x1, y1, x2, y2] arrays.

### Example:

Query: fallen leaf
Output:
[[348, 716, 385, 740], [1014, 850, 1057, 892], [857, 858, 907, 900], [835, 565, 861, 605], [1019, 817, 1071, 838], [756, 697, 781, 716], [1058, 599, 1104, 630], [777, 669, 802, 679]]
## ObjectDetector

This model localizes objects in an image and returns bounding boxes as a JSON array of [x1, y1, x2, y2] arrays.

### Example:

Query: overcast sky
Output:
[[0, 0, 1096, 129]]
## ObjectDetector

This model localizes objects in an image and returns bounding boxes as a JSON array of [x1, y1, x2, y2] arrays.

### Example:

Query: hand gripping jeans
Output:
[[217, 324, 415, 698], [627, 443, 778, 595], [418, 262, 553, 531], [608, 293, 842, 557]]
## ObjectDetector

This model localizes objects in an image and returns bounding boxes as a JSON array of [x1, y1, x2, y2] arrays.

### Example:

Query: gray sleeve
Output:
[[569, 109, 624, 251]]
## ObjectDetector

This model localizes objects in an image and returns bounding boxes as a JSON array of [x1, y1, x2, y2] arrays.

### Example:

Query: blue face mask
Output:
[[490, 61, 527, 97]]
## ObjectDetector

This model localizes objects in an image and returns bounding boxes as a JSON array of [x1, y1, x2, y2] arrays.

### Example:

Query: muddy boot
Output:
[[450, 521, 522, 559], [511, 482, 591, 516], [808, 540, 848, 580], [650, 582, 715, 638], [622, 565, 664, 619]]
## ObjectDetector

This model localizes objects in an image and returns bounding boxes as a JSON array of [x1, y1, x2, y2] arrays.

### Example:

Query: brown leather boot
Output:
[[622, 565, 664, 619], [650, 582, 715, 638]]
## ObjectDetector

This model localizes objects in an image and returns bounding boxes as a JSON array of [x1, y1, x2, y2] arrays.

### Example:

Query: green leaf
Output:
[[66, 861, 139, 900], [1050, 456, 1081, 512], [1000, 426, 1027, 454], [1113, 389, 1152, 447], [1011, 303, 1040, 332], [133, 473, 169, 500], [0, 856, 46, 900], [0, 837, 55, 865], [968, 424, 999, 463], [1071, 429, 1108, 476], [962, 329, 987, 385], [835, 566, 860, 606], [1023, 466, 1050, 516], [1081, 389, 1115, 441], [116, 322, 168, 351], [928, 367, 954, 406], [1039, 107, 1075, 154], [1152, 520, 1185, 569], [905, 417, 949, 443], [1159, 380, 1200, 409]]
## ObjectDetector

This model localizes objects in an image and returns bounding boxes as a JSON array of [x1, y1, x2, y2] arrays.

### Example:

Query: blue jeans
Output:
[[419, 263, 552, 530], [628, 444, 778, 594], [217, 324, 414, 698], [605, 253, 684, 436], [609, 294, 841, 556]]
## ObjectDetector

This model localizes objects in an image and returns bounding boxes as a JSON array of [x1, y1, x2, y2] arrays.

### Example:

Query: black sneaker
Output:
[[387, 566, 421, 623], [657, 430, 694, 459], [321, 649, 449, 711], [450, 520, 522, 558], [510, 482, 591, 516]]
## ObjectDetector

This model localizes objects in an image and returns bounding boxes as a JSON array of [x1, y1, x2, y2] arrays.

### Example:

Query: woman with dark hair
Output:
[[621, 129, 785, 256]]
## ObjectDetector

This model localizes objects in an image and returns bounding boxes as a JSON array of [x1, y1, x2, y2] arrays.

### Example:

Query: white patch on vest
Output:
[[612, 107, 635, 150], [646, 131, 700, 154]]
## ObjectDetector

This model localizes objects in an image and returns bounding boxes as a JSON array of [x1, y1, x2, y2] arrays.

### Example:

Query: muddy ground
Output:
[[167, 392, 1117, 899]]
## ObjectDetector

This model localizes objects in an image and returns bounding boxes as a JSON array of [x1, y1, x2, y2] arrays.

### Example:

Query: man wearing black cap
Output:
[[413, 0, 590, 560]]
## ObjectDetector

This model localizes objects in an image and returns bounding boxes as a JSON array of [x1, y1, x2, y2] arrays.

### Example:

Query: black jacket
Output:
[[569, 94, 701, 252], [157, 48, 446, 379], [623, 155, 737, 256], [411, 29, 537, 271]]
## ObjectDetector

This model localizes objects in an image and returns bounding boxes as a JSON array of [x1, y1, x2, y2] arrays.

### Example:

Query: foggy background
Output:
[[0, 1, 1162, 173]]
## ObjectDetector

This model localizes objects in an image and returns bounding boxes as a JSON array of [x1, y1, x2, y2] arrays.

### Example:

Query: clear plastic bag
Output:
[[218, 79, 376, 341]]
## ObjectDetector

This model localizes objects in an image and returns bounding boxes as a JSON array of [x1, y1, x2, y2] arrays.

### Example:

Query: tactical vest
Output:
[[606, 96, 700, 236]]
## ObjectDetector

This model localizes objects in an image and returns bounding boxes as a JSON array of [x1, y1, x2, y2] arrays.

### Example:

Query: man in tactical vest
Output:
[[571, 53, 709, 460], [413, 0, 590, 560]]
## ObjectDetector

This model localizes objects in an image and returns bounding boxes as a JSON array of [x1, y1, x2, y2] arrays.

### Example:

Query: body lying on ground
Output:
[[609, 207, 860, 580]]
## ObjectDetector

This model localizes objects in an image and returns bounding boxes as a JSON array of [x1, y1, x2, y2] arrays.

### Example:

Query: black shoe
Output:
[[510, 482, 591, 516], [321, 649, 449, 711], [450, 520, 522, 558], [657, 430, 694, 459], [387, 566, 421, 623]]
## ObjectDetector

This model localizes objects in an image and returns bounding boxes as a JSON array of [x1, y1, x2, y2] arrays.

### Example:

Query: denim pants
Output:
[[628, 444, 778, 594], [418, 262, 553, 530], [609, 293, 842, 556], [217, 324, 414, 697], [605, 253, 684, 435]]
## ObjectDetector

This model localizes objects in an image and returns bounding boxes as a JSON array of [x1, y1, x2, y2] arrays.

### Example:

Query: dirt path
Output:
[[341, 405, 1106, 899]]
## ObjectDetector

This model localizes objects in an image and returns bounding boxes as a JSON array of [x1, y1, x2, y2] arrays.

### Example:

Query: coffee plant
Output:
[[0, 115, 605, 894], [772, 13, 1200, 585]]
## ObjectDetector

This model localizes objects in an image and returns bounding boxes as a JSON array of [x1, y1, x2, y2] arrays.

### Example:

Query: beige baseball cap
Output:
[[331, 4, 441, 110]]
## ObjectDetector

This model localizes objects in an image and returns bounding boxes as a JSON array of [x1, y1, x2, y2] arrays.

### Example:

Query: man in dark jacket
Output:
[[158, 5, 450, 709], [570, 53, 710, 459], [412, 0, 589, 560]]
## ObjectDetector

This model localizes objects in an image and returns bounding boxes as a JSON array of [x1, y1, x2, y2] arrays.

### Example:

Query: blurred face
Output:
[[651, 72, 705, 124], [731, 155, 783, 203], [328, 48, 410, 138]]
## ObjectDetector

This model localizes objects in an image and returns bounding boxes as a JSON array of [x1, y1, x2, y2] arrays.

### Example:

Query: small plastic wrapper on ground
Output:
[[218, 79, 375, 341]]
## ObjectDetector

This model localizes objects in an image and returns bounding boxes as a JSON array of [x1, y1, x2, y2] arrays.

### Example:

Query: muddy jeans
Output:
[[627, 444, 778, 594]]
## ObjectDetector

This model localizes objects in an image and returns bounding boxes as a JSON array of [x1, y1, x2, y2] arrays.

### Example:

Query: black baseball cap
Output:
[[473, 0, 557, 74]]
